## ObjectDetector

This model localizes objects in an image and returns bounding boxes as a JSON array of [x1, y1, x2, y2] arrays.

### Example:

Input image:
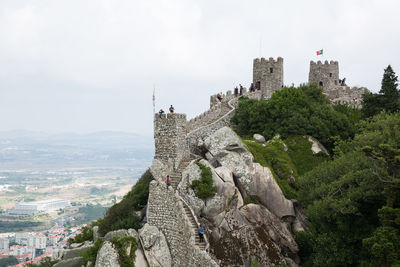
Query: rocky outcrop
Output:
[[95, 241, 120, 267], [104, 228, 138, 241], [307, 135, 329, 155], [62, 241, 94, 260], [139, 224, 172, 267], [209, 204, 298, 266], [203, 127, 294, 219]]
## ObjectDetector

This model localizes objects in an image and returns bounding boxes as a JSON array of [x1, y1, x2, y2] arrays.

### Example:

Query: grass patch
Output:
[[285, 136, 329, 176], [109, 236, 137, 267], [243, 138, 298, 199], [242, 136, 328, 199], [191, 162, 217, 199]]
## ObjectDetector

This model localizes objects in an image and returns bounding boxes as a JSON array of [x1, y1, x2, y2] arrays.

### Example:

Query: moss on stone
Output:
[[109, 236, 137, 267], [81, 239, 103, 265], [242, 135, 328, 199]]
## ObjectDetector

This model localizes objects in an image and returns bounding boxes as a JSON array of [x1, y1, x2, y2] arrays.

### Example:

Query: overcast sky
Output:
[[1, 0, 399, 135]]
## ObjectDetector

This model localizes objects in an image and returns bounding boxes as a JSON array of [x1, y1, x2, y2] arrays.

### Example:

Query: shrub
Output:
[[81, 239, 103, 265], [67, 226, 93, 245], [191, 162, 217, 199], [99, 170, 153, 235], [109, 236, 137, 267]]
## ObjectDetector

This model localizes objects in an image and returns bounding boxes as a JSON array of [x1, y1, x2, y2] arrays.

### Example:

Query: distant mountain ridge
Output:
[[0, 130, 154, 169]]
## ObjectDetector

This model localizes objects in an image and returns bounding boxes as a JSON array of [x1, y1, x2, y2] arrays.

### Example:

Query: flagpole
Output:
[[152, 85, 155, 115]]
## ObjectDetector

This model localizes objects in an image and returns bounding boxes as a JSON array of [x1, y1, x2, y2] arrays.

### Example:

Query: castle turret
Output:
[[309, 60, 339, 90], [253, 57, 284, 98], [154, 113, 188, 169]]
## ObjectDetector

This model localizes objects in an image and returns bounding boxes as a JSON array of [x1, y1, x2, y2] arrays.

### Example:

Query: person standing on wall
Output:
[[169, 105, 175, 113], [165, 175, 171, 189]]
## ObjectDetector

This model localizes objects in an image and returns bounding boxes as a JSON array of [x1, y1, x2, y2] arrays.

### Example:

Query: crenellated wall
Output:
[[309, 60, 340, 89], [253, 57, 284, 98]]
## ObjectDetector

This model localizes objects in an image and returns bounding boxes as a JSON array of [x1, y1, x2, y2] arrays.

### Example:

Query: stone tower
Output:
[[253, 57, 284, 98], [308, 60, 339, 90], [154, 113, 188, 169]]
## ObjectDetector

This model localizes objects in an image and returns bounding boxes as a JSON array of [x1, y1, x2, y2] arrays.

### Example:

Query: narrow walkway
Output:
[[182, 200, 206, 250], [168, 158, 208, 251]]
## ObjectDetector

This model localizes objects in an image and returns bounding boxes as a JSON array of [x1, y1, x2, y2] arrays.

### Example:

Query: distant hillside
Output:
[[0, 130, 154, 169]]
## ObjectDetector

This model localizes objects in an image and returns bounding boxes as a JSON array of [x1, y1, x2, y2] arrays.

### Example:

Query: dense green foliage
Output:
[[81, 239, 103, 265], [297, 112, 400, 266], [73, 204, 107, 225], [109, 236, 137, 267], [232, 67, 400, 265], [362, 65, 400, 118], [232, 84, 356, 151], [242, 136, 328, 199], [0, 256, 18, 266], [99, 169, 153, 235], [191, 162, 217, 199]]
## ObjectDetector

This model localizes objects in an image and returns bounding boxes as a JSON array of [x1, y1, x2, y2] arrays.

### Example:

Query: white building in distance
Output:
[[10, 199, 71, 215], [0, 238, 9, 251]]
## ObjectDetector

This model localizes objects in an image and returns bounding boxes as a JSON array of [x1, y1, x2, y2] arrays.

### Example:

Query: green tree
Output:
[[362, 65, 400, 118], [298, 112, 400, 265]]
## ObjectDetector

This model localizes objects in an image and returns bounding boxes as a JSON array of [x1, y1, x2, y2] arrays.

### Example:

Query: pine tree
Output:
[[362, 65, 400, 117], [380, 65, 400, 113]]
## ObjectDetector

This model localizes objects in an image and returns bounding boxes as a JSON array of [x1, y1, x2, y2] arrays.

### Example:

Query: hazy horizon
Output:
[[1, 0, 400, 134]]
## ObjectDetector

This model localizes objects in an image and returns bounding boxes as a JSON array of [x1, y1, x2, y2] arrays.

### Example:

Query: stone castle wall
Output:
[[309, 60, 340, 90], [147, 180, 217, 267], [154, 113, 189, 169], [327, 86, 370, 106], [253, 57, 284, 99], [186, 104, 224, 133]]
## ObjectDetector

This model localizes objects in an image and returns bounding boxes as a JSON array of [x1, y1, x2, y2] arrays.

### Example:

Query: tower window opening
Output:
[[319, 81, 323, 87], [270, 68, 273, 73], [329, 73, 332, 77]]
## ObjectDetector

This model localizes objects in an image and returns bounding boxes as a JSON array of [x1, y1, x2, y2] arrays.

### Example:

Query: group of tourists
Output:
[[158, 105, 175, 117]]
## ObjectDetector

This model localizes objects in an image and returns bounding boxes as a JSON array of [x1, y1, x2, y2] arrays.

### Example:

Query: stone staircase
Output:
[[169, 160, 191, 190], [168, 158, 208, 251], [182, 200, 207, 250]]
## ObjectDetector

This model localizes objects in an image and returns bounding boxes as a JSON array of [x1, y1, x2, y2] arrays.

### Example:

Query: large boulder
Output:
[[307, 136, 328, 155], [95, 241, 120, 267], [104, 228, 138, 241], [248, 163, 295, 219], [139, 224, 172, 267], [204, 127, 294, 219], [135, 248, 149, 267], [62, 241, 93, 260], [210, 205, 297, 266], [253, 133, 266, 143]]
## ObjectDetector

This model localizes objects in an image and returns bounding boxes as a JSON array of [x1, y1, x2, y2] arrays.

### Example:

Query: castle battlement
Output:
[[154, 113, 188, 169], [310, 60, 339, 66], [253, 57, 284, 99], [254, 57, 284, 64]]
